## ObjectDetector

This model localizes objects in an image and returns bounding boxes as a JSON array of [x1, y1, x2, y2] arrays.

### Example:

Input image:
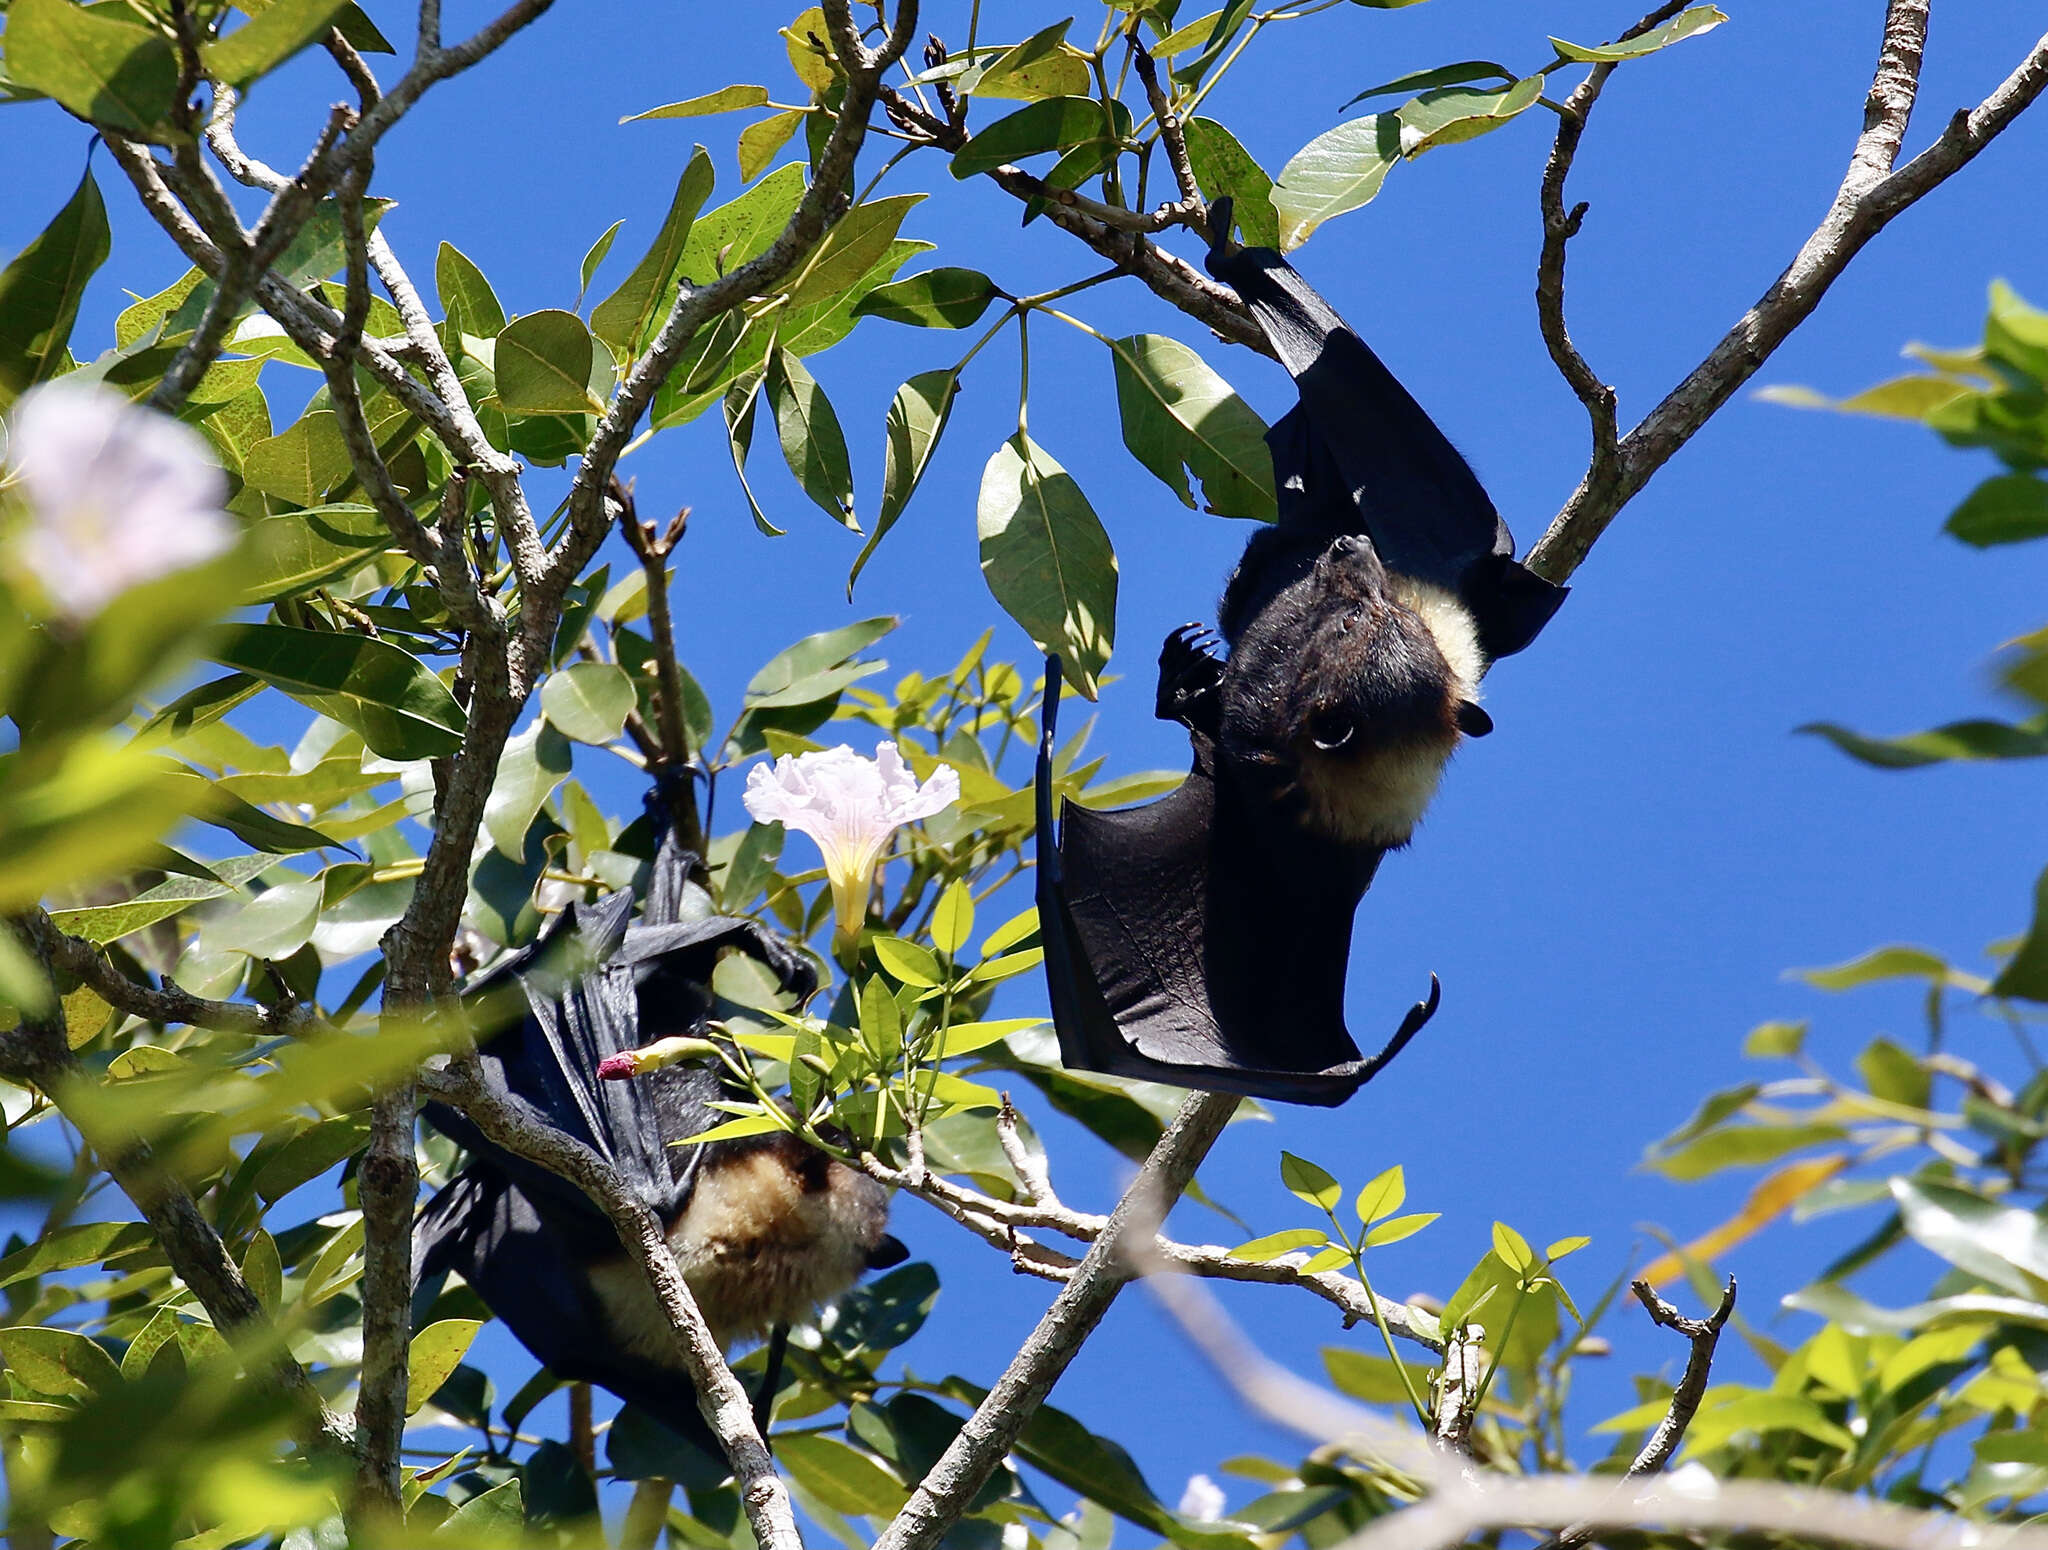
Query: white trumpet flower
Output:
[[2, 378, 235, 621], [742, 741, 960, 949]]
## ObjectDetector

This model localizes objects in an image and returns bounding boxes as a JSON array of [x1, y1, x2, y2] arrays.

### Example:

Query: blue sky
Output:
[[7, 0, 2048, 1525]]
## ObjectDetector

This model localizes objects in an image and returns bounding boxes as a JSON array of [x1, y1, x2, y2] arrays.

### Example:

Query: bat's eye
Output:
[[1339, 605, 1363, 633], [1306, 709, 1355, 751]]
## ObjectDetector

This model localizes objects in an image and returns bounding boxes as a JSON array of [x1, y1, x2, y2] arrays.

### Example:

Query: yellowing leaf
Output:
[[1639, 1153, 1849, 1287]]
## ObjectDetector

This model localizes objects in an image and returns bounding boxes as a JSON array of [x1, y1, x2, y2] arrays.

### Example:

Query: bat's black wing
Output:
[[413, 1167, 719, 1445], [1205, 218, 1566, 662], [414, 825, 817, 1443], [1035, 651, 1437, 1106]]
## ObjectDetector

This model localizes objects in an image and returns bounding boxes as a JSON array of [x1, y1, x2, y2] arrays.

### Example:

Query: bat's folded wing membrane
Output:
[[1035, 656, 1428, 1106]]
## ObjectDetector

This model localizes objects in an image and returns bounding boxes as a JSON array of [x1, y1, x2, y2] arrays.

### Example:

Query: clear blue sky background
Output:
[[7, 0, 2048, 1527]]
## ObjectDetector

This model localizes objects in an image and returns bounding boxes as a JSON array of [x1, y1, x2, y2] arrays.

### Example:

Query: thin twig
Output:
[[1540, 1276, 1737, 1549], [614, 481, 706, 857]]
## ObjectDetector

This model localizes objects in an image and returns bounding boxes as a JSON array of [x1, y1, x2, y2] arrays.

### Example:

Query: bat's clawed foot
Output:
[[1157, 623, 1225, 735], [1359, 973, 1440, 1086]]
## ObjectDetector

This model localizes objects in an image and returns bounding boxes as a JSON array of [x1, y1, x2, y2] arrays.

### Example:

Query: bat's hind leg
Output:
[[1157, 624, 1225, 739]]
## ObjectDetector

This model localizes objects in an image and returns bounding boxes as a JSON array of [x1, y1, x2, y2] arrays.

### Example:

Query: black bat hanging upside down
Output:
[[413, 817, 905, 1447], [1035, 201, 1568, 1107]]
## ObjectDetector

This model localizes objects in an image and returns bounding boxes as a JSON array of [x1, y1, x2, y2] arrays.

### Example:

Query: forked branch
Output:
[[1527, 3, 2048, 582]]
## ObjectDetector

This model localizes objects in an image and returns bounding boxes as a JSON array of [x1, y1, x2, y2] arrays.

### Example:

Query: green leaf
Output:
[[1279, 1150, 1341, 1212], [1946, 474, 2048, 547], [1648, 1123, 1848, 1182], [1169, 0, 1254, 89], [47, 869, 244, 943], [4, 0, 181, 140], [1324, 1347, 1435, 1405], [851, 367, 961, 596], [1363, 1212, 1438, 1248], [739, 110, 806, 181], [852, 267, 998, 329], [590, 148, 715, 357], [1893, 1177, 2048, 1296], [1797, 944, 1969, 991], [0, 1221, 156, 1286], [207, 622, 468, 760], [1354, 1164, 1405, 1225], [775, 1434, 909, 1516], [1551, 6, 1727, 64], [204, 0, 351, 89], [951, 96, 1132, 179], [207, 873, 324, 958], [242, 503, 389, 601], [1994, 866, 2048, 1003], [1744, 1019, 1808, 1058], [721, 820, 781, 910], [254, 1112, 370, 1202], [406, 1319, 483, 1415], [433, 1480, 522, 1542], [721, 368, 782, 536], [1395, 76, 1545, 157], [496, 308, 603, 414], [931, 879, 974, 958], [743, 616, 897, 703], [1272, 114, 1402, 250], [576, 218, 624, 307], [976, 432, 1117, 700], [1491, 1221, 1534, 1274], [621, 84, 771, 122], [1111, 334, 1275, 519], [0, 166, 110, 408], [437, 242, 506, 338], [1342, 61, 1515, 109], [1182, 118, 1279, 250], [1858, 1037, 1932, 1108], [1228, 1227, 1329, 1262], [873, 934, 944, 988], [0, 1326, 122, 1398], [240, 410, 353, 506], [541, 662, 637, 744], [483, 722, 573, 859], [785, 195, 924, 312], [766, 347, 857, 529], [240, 1228, 282, 1312], [1800, 715, 2048, 769], [859, 975, 904, 1059]]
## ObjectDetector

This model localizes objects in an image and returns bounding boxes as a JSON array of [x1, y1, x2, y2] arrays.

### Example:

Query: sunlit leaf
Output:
[[976, 432, 1116, 700], [0, 166, 109, 409]]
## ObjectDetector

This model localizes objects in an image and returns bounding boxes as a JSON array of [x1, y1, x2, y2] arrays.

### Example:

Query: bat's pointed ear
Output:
[[1456, 701, 1494, 738]]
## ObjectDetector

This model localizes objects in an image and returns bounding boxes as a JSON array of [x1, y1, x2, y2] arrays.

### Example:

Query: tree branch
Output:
[[614, 483, 707, 858], [1541, 1276, 1736, 1549], [421, 1057, 804, 1550], [862, 1142, 1445, 1353], [24, 908, 314, 1039], [871, 1092, 1239, 1550], [1527, 9, 2048, 583]]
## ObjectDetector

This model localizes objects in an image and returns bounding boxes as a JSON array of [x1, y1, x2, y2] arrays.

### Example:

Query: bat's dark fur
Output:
[[1032, 210, 1565, 1104], [412, 828, 904, 1447]]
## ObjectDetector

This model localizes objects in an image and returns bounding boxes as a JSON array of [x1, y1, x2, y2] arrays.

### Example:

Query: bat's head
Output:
[[1221, 533, 1491, 849]]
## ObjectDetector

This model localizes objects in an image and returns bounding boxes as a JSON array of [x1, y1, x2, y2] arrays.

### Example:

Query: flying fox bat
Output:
[[413, 821, 905, 1447], [1034, 204, 1567, 1106]]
